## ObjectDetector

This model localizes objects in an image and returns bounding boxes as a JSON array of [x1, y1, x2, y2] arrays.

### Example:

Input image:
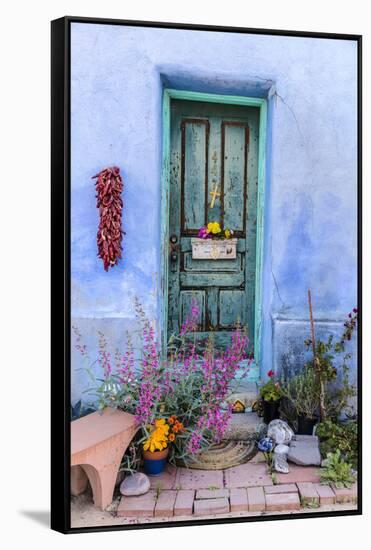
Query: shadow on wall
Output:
[[272, 318, 357, 386], [159, 66, 275, 99]]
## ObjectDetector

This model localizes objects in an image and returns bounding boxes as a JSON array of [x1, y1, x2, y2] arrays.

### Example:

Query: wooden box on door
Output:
[[191, 238, 238, 260]]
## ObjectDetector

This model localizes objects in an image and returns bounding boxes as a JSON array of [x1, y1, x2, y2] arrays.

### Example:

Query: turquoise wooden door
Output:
[[168, 99, 259, 353]]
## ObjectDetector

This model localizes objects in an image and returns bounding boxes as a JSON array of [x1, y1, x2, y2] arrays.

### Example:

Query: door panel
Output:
[[219, 290, 247, 328], [168, 99, 259, 351], [222, 122, 248, 233], [182, 120, 209, 232], [180, 290, 206, 331]]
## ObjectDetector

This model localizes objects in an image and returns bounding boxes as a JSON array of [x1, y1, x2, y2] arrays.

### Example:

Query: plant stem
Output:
[[308, 289, 326, 421]]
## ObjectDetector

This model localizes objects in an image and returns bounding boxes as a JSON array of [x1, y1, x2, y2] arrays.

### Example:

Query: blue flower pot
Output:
[[143, 448, 169, 476]]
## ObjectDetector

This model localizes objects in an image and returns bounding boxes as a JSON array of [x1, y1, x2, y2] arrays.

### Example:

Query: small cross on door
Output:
[[209, 183, 221, 209]]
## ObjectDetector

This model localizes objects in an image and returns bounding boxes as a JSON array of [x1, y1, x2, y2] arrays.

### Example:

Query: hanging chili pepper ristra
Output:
[[92, 166, 124, 271]]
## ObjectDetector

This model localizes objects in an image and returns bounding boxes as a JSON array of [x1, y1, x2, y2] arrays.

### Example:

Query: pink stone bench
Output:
[[71, 408, 138, 510]]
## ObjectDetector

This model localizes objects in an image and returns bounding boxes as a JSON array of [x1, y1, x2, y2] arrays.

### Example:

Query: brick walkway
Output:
[[117, 463, 357, 519]]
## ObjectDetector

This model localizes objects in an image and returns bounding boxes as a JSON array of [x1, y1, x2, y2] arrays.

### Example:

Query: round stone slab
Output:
[[120, 472, 150, 496], [180, 440, 258, 470]]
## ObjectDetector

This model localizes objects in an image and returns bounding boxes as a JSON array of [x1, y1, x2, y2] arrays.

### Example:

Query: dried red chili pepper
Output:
[[92, 166, 124, 271]]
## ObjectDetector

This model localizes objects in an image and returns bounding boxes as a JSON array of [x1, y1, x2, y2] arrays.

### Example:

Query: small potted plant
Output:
[[142, 417, 183, 475], [283, 367, 320, 435], [259, 370, 283, 424]]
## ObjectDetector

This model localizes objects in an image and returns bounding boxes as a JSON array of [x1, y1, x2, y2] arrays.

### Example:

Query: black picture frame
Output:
[[51, 16, 362, 534]]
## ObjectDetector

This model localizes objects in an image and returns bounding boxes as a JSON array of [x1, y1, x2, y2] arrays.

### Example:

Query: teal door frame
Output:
[[160, 88, 267, 377]]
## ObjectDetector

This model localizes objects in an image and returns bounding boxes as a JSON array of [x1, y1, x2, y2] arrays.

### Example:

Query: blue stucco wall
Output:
[[70, 23, 357, 403]]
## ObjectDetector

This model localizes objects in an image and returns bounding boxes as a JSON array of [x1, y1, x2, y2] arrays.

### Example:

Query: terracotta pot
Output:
[[143, 447, 169, 476]]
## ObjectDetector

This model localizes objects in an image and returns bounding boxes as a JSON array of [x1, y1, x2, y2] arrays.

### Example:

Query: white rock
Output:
[[120, 472, 150, 496], [274, 453, 290, 473], [267, 419, 294, 445], [288, 435, 321, 466], [274, 444, 290, 454]]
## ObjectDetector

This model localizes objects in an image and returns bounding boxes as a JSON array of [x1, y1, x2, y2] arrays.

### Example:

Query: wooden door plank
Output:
[[181, 119, 209, 233], [222, 122, 249, 234]]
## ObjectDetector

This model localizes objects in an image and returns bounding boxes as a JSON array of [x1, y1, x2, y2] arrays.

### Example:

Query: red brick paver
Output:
[[314, 484, 336, 505], [276, 465, 321, 484], [297, 482, 319, 507], [265, 492, 301, 511], [174, 490, 195, 516], [264, 484, 298, 494], [177, 468, 224, 490], [331, 484, 357, 504], [194, 497, 230, 516], [117, 490, 157, 517], [149, 465, 177, 490], [225, 463, 273, 489], [230, 488, 249, 512], [196, 488, 229, 500], [247, 486, 266, 511], [154, 490, 177, 517], [117, 465, 357, 520]]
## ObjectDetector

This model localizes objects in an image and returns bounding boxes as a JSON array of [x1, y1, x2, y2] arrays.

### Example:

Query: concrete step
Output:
[[223, 412, 263, 441], [226, 381, 259, 412]]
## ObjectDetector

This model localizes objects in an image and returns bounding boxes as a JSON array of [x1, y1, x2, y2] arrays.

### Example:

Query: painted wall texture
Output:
[[70, 23, 358, 404]]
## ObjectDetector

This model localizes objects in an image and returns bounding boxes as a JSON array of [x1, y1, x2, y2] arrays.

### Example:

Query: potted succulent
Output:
[[259, 370, 283, 424], [282, 367, 320, 434], [142, 417, 184, 475]]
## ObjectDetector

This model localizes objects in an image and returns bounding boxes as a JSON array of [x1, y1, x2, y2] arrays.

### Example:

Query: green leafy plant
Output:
[[118, 436, 143, 474], [71, 400, 96, 421], [282, 366, 320, 419], [316, 419, 357, 468], [259, 370, 283, 401], [280, 300, 357, 424], [319, 450, 356, 488], [304, 303, 358, 421], [304, 335, 357, 420]]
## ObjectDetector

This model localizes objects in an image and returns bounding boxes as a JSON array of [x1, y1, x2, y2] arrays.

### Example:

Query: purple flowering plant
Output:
[[73, 298, 252, 465]]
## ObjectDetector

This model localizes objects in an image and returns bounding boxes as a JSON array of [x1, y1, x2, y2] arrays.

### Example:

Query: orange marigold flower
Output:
[[169, 417, 175, 425], [168, 433, 175, 441], [172, 425, 179, 433], [177, 422, 184, 430]]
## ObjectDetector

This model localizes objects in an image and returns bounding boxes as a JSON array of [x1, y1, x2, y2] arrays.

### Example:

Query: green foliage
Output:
[[316, 419, 357, 468], [284, 309, 358, 422], [119, 435, 143, 474], [282, 367, 320, 419], [301, 496, 320, 509], [70, 400, 96, 421], [259, 378, 283, 402], [304, 333, 357, 420], [319, 450, 356, 488], [323, 364, 356, 420], [304, 335, 338, 383]]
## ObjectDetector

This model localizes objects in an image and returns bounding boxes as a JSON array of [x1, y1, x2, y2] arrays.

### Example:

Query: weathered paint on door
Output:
[[168, 99, 259, 352]]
